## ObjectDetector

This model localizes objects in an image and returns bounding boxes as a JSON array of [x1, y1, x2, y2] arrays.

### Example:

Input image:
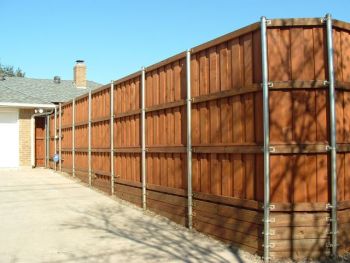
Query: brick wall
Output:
[[19, 109, 34, 166]]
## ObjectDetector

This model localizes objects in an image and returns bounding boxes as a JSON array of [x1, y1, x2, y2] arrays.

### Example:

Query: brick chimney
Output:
[[74, 60, 86, 88]]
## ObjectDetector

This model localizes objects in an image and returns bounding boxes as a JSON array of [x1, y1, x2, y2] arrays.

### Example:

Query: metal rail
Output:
[[186, 50, 193, 229], [325, 13, 338, 257], [261, 16, 271, 263], [141, 67, 147, 210]]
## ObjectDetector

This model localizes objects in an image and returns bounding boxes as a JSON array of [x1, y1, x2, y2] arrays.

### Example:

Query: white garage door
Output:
[[0, 109, 19, 167]]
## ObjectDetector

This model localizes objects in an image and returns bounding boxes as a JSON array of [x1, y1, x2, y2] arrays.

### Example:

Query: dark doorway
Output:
[[35, 117, 45, 167]]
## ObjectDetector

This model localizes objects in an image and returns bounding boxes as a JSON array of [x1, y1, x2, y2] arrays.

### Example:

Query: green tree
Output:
[[0, 63, 25, 77]]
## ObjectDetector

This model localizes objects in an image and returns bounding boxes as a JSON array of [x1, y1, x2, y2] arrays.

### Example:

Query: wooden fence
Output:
[[44, 17, 350, 261]]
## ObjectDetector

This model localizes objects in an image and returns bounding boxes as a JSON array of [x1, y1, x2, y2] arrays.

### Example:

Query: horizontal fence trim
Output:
[[91, 148, 110, 153], [115, 178, 142, 188], [333, 19, 350, 31], [193, 192, 262, 211], [92, 170, 111, 177], [114, 109, 141, 119], [191, 143, 350, 154], [145, 100, 186, 113], [192, 145, 263, 154], [61, 124, 72, 129], [336, 81, 350, 90], [338, 144, 350, 152], [338, 200, 350, 210], [192, 85, 261, 104], [91, 116, 110, 124], [271, 143, 350, 154], [114, 147, 141, 153], [271, 144, 329, 154], [113, 71, 141, 86], [270, 202, 329, 212], [191, 22, 260, 54], [74, 148, 89, 152], [61, 148, 73, 152], [61, 100, 73, 107], [270, 80, 327, 90], [91, 84, 110, 96], [269, 18, 324, 27], [62, 167, 73, 173], [145, 51, 186, 72], [147, 146, 186, 153], [147, 183, 187, 197], [75, 168, 89, 173], [270, 80, 350, 90], [74, 121, 89, 127], [74, 92, 89, 101]]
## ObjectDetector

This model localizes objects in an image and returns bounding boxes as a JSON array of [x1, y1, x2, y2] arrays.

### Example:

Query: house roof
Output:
[[0, 77, 102, 106]]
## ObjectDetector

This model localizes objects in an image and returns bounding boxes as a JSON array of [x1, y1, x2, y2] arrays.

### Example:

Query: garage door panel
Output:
[[0, 110, 19, 167]]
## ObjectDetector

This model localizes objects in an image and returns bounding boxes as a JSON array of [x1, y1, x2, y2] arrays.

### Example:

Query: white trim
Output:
[[31, 117, 35, 167], [0, 102, 55, 108]]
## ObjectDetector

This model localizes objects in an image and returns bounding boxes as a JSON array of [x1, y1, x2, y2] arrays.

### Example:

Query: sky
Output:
[[1, 0, 349, 85]]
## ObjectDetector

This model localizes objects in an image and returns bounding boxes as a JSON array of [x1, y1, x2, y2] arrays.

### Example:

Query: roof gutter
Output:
[[0, 102, 56, 108]]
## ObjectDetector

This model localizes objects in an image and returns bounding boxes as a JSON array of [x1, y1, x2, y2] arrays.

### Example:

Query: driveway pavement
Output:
[[0, 168, 259, 263]]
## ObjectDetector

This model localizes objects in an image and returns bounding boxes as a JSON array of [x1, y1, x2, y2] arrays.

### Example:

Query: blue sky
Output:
[[1, 1, 349, 85]]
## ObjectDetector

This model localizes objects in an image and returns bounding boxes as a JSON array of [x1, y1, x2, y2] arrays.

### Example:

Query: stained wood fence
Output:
[[43, 16, 350, 261]]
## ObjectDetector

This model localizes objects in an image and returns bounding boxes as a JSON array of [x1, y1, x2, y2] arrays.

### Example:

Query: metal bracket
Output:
[[262, 243, 275, 248], [324, 80, 330, 86], [269, 146, 276, 153], [265, 19, 271, 25], [326, 145, 337, 151], [262, 204, 275, 210], [262, 229, 275, 236], [262, 217, 275, 223], [326, 203, 333, 209], [326, 242, 339, 248], [267, 82, 273, 88], [326, 216, 334, 222]]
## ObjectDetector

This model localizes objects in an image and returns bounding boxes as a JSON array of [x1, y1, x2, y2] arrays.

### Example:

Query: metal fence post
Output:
[[54, 106, 57, 171], [141, 67, 147, 210], [72, 99, 75, 177], [88, 91, 92, 186], [59, 103, 62, 172], [325, 13, 338, 256], [186, 50, 193, 229], [261, 16, 271, 263], [110, 81, 115, 195]]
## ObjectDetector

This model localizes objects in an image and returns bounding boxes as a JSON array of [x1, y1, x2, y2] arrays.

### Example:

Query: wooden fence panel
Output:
[[190, 29, 263, 202], [114, 76, 142, 192], [44, 19, 350, 260], [48, 113, 57, 169]]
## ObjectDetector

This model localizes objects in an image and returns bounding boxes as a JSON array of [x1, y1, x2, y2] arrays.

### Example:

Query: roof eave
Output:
[[0, 102, 56, 109]]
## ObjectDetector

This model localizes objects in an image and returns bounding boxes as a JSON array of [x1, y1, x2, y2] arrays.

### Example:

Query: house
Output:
[[0, 61, 101, 168]]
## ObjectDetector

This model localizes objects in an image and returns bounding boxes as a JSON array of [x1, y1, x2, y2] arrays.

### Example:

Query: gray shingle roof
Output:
[[0, 77, 102, 105]]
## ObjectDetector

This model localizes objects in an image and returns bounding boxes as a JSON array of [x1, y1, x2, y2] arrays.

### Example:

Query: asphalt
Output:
[[0, 168, 259, 263]]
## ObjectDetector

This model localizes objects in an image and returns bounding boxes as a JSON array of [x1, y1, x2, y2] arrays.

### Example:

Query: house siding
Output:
[[19, 109, 34, 166]]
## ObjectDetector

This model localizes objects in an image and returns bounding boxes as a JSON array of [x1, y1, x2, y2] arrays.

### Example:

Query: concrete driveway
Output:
[[0, 168, 259, 263]]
